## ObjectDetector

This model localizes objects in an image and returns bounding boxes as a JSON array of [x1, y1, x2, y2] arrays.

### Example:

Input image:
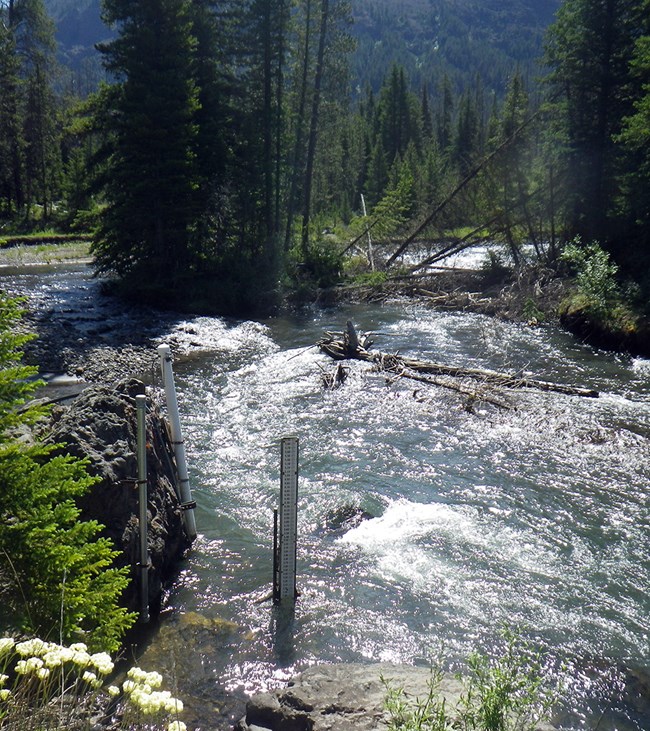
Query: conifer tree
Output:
[[615, 2, 650, 266], [93, 0, 200, 286], [545, 0, 642, 250], [0, 293, 133, 651], [0, 0, 60, 217]]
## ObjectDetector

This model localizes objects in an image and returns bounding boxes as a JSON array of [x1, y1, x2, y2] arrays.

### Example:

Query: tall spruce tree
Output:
[[93, 0, 200, 287], [544, 0, 642, 252], [615, 2, 650, 270], [0, 0, 60, 217]]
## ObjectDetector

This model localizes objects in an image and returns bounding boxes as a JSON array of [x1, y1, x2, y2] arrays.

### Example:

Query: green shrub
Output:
[[353, 270, 388, 287], [560, 238, 620, 317], [0, 293, 134, 652], [384, 629, 558, 731]]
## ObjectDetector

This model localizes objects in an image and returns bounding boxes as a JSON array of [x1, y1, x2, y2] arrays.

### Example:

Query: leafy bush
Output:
[[384, 629, 558, 731], [0, 293, 134, 652], [560, 238, 620, 317]]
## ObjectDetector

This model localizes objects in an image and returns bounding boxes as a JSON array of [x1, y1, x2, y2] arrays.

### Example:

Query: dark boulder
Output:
[[46, 378, 192, 614]]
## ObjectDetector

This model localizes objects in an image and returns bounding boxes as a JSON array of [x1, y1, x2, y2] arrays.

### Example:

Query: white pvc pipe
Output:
[[157, 344, 198, 540], [136, 394, 150, 623]]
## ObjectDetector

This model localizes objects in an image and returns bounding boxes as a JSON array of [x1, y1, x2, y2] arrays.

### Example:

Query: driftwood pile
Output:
[[318, 321, 599, 409]]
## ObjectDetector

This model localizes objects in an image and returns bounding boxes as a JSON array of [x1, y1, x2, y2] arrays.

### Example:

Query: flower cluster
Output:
[[0, 636, 188, 731], [9, 638, 115, 678], [123, 665, 185, 719]]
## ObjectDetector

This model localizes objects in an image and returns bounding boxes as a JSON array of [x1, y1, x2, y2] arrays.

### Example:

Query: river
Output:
[[3, 262, 650, 730]]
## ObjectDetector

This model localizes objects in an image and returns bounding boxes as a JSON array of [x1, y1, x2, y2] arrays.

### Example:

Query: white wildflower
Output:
[[90, 652, 114, 675], [72, 650, 91, 667], [0, 689, 11, 701], [69, 642, 87, 653], [107, 685, 120, 697], [82, 670, 97, 684], [57, 646, 75, 663], [43, 654, 61, 668], [122, 679, 137, 694], [0, 674, 8, 687], [15, 638, 46, 657], [127, 666, 149, 683], [164, 696, 183, 714], [144, 670, 163, 689], [15, 660, 28, 675], [36, 667, 51, 681], [0, 638, 15, 656], [168, 722, 187, 731]]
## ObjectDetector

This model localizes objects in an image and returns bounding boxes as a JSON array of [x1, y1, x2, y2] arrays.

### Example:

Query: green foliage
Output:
[[353, 270, 388, 286], [457, 630, 555, 731], [384, 630, 557, 731], [0, 293, 134, 652], [0, 0, 62, 219], [544, 0, 644, 250], [384, 666, 453, 731], [368, 163, 416, 239], [522, 298, 545, 324], [560, 238, 620, 317], [293, 235, 343, 289], [93, 0, 200, 285]]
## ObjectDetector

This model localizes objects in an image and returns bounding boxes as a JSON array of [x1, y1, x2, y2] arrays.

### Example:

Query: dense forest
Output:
[[1, 0, 649, 316]]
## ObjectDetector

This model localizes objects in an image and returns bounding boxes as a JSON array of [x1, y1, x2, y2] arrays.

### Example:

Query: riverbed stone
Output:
[[235, 663, 558, 731], [45, 378, 192, 614]]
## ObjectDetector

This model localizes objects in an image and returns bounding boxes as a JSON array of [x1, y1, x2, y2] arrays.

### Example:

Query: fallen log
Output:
[[318, 322, 599, 399]]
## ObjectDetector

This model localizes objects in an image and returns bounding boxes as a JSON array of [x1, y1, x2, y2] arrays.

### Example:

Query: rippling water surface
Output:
[[157, 304, 649, 731], [3, 265, 650, 730]]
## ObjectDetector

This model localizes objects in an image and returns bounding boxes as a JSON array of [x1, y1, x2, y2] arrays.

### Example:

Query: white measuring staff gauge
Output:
[[276, 436, 299, 603]]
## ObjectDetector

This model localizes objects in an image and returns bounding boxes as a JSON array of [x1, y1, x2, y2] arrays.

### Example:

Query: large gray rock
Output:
[[46, 378, 192, 614], [235, 663, 558, 731]]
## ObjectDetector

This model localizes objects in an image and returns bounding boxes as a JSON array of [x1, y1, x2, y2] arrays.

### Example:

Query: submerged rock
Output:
[[46, 378, 192, 614], [321, 504, 373, 534]]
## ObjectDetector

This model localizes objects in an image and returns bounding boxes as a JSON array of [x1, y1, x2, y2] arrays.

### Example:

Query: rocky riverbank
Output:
[[43, 378, 193, 615], [235, 663, 557, 731]]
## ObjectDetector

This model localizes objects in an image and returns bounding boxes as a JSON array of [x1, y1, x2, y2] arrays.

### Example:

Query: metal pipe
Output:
[[136, 394, 149, 624], [157, 344, 198, 540]]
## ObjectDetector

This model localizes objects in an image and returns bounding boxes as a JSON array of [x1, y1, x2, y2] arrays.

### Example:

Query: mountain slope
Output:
[[45, 0, 561, 95], [351, 0, 562, 95]]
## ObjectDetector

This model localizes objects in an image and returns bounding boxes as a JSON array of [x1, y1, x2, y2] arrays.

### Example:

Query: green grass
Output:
[[0, 240, 92, 266]]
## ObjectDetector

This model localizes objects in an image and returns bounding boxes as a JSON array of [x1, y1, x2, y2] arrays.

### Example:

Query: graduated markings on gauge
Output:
[[277, 436, 299, 603]]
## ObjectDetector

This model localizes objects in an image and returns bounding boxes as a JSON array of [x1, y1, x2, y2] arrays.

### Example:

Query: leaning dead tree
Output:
[[318, 321, 599, 403]]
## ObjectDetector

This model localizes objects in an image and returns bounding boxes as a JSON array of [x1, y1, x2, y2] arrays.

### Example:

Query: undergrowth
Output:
[[383, 629, 559, 731]]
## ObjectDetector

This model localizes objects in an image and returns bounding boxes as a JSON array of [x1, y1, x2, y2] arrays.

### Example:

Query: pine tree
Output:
[[0, 0, 60, 217], [0, 7, 23, 214], [421, 84, 433, 140], [453, 90, 480, 177], [0, 293, 133, 651], [93, 0, 200, 286], [615, 3, 650, 268], [436, 75, 454, 155], [544, 0, 642, 250]]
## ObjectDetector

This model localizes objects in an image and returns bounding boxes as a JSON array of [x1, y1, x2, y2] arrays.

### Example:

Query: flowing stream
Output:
[[3, 262, 650, 730]]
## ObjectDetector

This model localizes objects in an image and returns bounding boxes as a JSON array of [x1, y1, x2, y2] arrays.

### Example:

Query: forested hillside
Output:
[[352, 0, 561, 95], [3, 0, 650, 329], [44, 0, 560, 97]]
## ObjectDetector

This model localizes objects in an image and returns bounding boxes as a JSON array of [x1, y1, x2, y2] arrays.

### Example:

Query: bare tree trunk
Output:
[[300, 0, 329, 257], [284, 0, 312, 251]]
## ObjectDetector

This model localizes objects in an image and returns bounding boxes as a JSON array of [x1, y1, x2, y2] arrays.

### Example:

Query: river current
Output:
[[3, 263, 650, 730]]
